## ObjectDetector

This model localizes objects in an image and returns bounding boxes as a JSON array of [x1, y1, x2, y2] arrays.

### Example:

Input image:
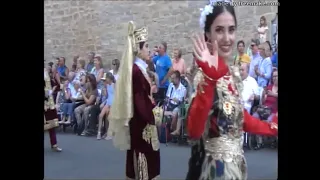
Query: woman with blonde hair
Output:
[[257, 16, 269, 43]]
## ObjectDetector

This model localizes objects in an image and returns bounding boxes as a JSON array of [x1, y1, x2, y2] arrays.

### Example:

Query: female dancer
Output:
[[186, 1, 278, 179], [109, 21, 160, 180], [44, 67, 62, 152]]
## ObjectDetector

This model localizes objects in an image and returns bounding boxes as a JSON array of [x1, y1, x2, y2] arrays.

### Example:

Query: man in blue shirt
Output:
[[249, 39, 263, 79], [152, 42, 174, 103], [256, 42, 273, 87]]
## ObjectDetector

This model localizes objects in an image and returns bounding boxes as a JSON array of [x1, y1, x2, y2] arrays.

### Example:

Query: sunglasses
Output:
[[251, 44, 256, 47]]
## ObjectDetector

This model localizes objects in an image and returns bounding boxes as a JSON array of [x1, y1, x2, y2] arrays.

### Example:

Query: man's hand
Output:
[[160, 80, 165, 86], [172, 98, 179, 103]]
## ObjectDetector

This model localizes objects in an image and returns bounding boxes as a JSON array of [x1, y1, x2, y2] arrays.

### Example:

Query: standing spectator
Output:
[[153, 41, 173, 102], [249, 39, 263, 79], [240, 63, 259, 113], [109, 59, 120, 81], [86, 52, 95, 73], [91, 54, 104, 90], [172, 48, 187, 76], [57, 57, 69, 83], [255, 42, 273, 87], [234, 40, 251, 65], [257, 16, 269, 44]]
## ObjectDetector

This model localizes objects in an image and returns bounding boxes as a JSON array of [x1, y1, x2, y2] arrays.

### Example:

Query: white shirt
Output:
[[241, 76, 259, 113], [109, 69, 119, 81], [166, 82, 187, 105], [134, 57, 148, 74]]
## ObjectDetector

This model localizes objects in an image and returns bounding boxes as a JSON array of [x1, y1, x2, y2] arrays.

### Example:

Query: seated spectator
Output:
[[97, 72, 115, 140], [164, 71, 186, 136], [56, 80, 73, 124], [73, 58, 87, 87], [253, 69, 278, 150], [70, 81, 84, 107], [239, 63, 259, 113], [91, 54, 104, 90], [74, 74, 98, 136]]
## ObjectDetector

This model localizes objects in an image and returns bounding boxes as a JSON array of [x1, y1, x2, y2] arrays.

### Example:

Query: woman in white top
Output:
[[73, 58, 86, 86], [109, 59, 120, 81], [257, 16, 268, 43]]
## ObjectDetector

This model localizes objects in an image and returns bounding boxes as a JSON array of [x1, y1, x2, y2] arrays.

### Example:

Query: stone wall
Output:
[[44, 0, 278, 68]]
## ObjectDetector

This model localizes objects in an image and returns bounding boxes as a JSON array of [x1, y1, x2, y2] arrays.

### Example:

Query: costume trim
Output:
[[142, 124, 159, 151]]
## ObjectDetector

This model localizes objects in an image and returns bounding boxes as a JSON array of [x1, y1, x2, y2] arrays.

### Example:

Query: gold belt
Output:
[[204, 136, 244, 162]]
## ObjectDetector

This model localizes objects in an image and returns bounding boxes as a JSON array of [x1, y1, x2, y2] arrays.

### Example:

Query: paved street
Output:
[[44, 132, 277, 179]]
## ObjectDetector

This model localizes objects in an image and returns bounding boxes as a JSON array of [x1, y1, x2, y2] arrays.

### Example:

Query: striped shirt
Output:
[[166, 82, 187, 105]]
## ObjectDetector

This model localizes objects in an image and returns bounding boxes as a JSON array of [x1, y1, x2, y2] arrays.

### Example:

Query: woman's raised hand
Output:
[[191, 33, 218, 70]]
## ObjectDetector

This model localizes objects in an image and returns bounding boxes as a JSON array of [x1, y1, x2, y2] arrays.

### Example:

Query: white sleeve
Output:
[[166, 83, 172, 98]]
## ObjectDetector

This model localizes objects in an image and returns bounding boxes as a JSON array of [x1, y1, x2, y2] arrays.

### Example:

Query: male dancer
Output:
[[109, 21, 160, 180]]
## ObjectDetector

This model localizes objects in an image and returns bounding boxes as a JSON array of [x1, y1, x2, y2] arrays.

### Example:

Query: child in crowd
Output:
[[97, 72, 115, 140]]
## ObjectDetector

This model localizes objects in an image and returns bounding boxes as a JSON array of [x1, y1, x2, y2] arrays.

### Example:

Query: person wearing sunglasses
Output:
[[249, 39, 263, 79], [109, 59, 120, 81]]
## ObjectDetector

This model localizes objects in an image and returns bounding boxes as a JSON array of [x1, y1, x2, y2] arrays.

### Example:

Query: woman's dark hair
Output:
[[71, 64, 77, 71], [147, 60, 155, 72], [139, 42, 145, 50], [265, 40, 272, 51], [86, 74, 97, 90], [106, 72, 115, 83], [48, 62, 54, 68], [173, 70, 181, 80], [204, 3, 237, 41], [237, 40, 245, 47], [270, 69, 278, 85]]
